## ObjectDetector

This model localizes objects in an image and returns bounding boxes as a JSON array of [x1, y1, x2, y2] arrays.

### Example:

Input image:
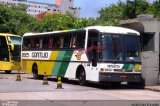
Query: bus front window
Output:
[[101, 34, 140, 62], [8, 36, 21, 61], [8, 36, 21, 45], [101, 34, 123, 61], [124, 36, 140, 62]]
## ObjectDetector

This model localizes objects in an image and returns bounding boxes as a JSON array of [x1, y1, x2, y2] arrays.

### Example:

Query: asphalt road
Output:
[[0, 71, 160, 106]]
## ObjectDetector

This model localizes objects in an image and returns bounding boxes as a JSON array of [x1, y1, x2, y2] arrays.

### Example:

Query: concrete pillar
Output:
[[141, 51, 159, 85]]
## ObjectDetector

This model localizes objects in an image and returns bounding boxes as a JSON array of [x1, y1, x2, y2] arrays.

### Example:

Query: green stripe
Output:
[[58, 51, 73, 77], [52, 51, 66, 76], [128, 64, 134, 70], [122, 64, 134, 70], [122, 64, 130, 69], [52, 51, 73, 77]]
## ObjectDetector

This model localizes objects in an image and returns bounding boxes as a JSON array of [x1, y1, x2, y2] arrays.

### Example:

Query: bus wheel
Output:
[[78, 69, 87, 86], [32, 65, 43, 80], [5, 70, 12, 74], [32, 65, 39, 79]]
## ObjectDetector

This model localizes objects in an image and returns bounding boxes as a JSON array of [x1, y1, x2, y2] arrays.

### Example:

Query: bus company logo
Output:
[[22, 53, 29, 57], [107, 64, 120, 69], [32, 52, 48, 58], [75, 52, 83, 60]]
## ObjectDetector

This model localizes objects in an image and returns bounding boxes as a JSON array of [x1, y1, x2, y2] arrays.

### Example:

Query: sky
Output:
[[29, 0, 154, 18]]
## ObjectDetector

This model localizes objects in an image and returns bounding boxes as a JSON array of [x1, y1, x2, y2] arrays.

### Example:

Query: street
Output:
[[0, 71, 160, 106]]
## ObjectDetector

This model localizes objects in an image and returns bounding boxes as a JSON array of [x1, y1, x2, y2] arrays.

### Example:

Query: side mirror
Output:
[[9, 44, 14, 51]]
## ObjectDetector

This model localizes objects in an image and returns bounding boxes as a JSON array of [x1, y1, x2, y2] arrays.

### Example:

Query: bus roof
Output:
[[23, 26, 140, 36], [0, 33, 20, 37], [85, 26, 140, 35]]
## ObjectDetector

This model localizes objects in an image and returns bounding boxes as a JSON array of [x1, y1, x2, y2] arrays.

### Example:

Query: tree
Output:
[[97, 0, 159, 26], [123, 0, 149, 19], [38, 13, 76, 32], [0, 4, 36, 36], [97, 1, 125, 25], [147, 1, 160, 18], [38, 13, 96, 32]]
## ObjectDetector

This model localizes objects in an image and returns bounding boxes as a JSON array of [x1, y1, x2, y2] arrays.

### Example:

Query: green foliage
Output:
[[0, 4, 36, 36], [0, 3, 97, 35], [39, 13, 75, 32], [97, 0, 160, 26], [37, 13, 97, 32], [123, 0, 149, 19], [147, 1, 160, 19], [97, 2, 125, 25], [1, 0, 160, 36]]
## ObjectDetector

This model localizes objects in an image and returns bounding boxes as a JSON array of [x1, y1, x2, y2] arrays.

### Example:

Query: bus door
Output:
[[87, 30, 99, 65], [85, 30, 99, 81]]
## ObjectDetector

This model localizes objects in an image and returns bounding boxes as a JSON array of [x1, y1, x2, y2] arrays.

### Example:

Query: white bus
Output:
[[21, 26, 143, 86]]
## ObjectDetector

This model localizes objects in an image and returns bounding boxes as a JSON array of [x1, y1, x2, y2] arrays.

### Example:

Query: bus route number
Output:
[[107, 64, 120, 69], [22, 53, 29, 57]]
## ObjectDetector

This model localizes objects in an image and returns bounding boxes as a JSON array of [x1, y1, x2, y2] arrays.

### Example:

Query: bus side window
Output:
[[39, 38, 43, 49], [49, 36, 53, 49], [30, 39, 35, 49], [33, 37, 39, 49], [63, 34, 71, 48], [71, 34, 77, 48], [53, 35, 60, 48], [23, 38, 29, 50], [60, 35, 64, 48], [42, 36, 49, 49], [76, 32, 85, 48]]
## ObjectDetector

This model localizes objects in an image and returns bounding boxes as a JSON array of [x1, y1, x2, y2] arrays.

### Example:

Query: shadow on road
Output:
[[0, 71, 27, 75], [47, 77, 144, 90], [16, 74, 144, 90]]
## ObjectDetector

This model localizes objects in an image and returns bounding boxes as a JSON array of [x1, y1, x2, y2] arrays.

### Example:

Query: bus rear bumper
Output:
[[99, 72, 142, 83]]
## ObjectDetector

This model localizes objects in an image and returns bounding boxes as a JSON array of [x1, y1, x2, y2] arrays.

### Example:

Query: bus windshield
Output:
[[101, 33, 140, 62], [8, 36, 21, 61], [8, 36, 21, 45]]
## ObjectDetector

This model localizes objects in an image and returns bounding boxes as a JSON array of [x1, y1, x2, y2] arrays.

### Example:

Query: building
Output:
[[0, 0, 80, 18]]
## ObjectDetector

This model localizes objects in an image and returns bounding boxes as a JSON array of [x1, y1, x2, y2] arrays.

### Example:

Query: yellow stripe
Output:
[[49, 51, 59, 60], [134, 64, 141, 70], [45, 51, 59, 75]]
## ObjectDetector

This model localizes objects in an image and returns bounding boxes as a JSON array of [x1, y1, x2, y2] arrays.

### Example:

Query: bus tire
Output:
[[32, 65, 38, 79], [5, 70, 12, 74], [78, 68, 87, 86], [32, 64, 43, 80]]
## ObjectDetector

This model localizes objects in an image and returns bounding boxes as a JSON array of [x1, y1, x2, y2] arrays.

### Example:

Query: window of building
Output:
[[141, 33, 155, 51]]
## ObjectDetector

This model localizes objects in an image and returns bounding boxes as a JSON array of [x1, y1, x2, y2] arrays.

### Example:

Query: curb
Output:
[[144, 86, 160, 91]]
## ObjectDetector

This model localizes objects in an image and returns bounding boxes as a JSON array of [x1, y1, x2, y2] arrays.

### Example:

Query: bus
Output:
[[0, 33, 21, 74], [21, 26, 143, 86]]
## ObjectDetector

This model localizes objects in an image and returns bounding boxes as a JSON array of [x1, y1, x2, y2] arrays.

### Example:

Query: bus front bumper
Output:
[[99, 72, 142, 83]]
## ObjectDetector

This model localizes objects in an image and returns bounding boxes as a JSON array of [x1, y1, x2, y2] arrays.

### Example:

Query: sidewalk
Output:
[[145, 86, 160, 91], [144, 78, 160, 91]]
